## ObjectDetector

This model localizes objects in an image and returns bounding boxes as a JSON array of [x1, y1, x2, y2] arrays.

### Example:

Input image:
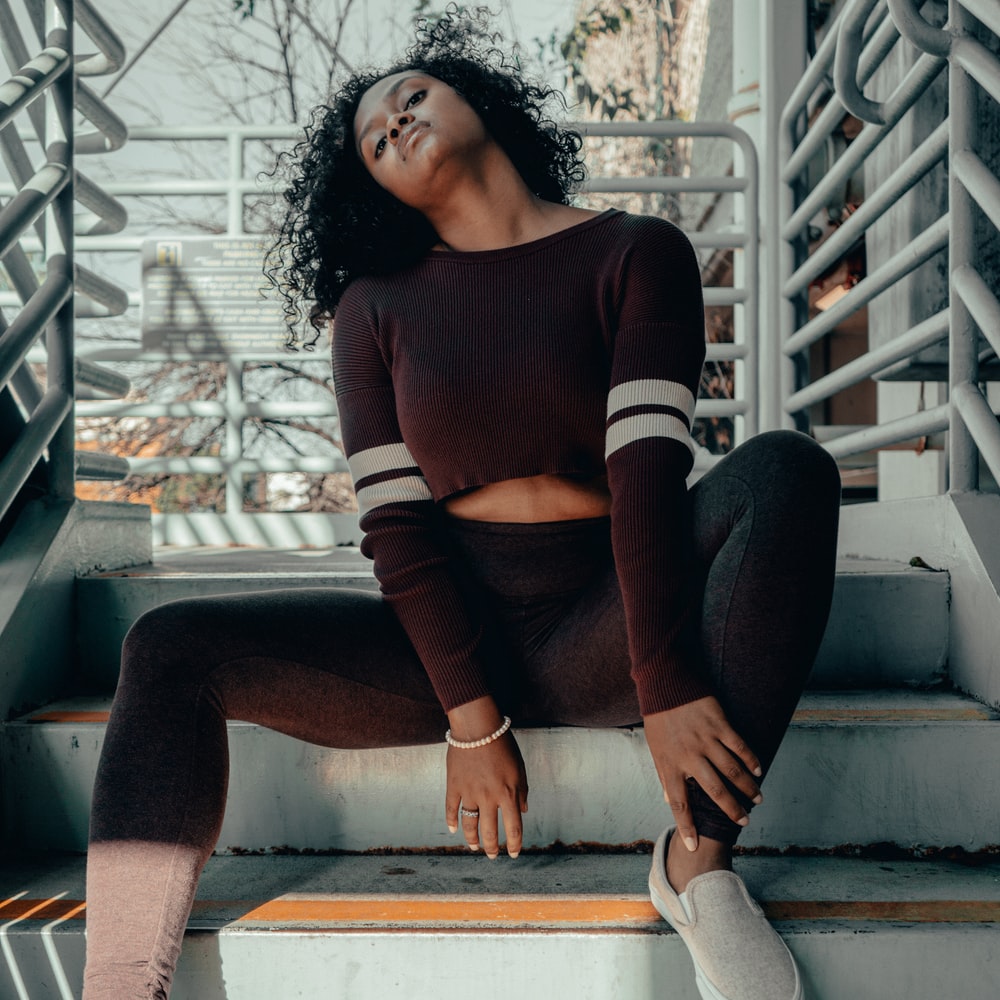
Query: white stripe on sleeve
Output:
[[607, 379, 696, 424], [605, 412, 695, 459]]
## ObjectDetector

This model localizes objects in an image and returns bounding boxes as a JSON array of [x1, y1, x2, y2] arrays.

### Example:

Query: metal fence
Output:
[[778, 0, 1000, 492], [7, 113, 757, 546], [0, 0, 129, 532]]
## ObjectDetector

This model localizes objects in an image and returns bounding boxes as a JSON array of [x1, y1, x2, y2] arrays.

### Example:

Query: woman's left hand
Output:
[[643, 695, 762, 851]]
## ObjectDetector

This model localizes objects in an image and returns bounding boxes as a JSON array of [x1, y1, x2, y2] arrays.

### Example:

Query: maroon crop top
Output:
[[332, 209, 711, 715]]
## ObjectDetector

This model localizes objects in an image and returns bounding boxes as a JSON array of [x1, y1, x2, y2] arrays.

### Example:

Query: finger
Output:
[[479, 807, 501, 860], [461, 805, 480, 851], [720, 727, 762, 779], [501, 798, 523, 858], [665, 780, 698, 852], [693, 762, 750, 827], [710, 745, 763, 806], [445, 788, 461, 834]]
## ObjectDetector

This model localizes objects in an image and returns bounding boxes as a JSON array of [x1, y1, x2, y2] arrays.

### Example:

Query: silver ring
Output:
[[459, 807, 480, 818]]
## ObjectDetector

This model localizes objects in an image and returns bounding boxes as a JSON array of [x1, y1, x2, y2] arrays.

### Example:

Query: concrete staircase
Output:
[[2, 546, 999, 998]]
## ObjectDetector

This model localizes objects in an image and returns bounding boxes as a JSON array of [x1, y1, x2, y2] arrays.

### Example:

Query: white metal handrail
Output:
[[0, 0, 131, 530], [34, 119, 757, 545], [778, 0, 1000, 490]]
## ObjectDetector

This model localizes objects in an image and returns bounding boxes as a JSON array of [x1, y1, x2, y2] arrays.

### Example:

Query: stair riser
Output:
[[6, 715, 996, 853], [3, 924, 997, 1000], [75, 568, 950, 690]]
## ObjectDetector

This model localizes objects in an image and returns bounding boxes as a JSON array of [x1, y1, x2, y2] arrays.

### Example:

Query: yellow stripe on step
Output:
[[2, 896, 999, 925]]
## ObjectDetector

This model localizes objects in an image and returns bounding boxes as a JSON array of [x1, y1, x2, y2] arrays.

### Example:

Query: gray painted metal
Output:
[[6, 689, 995, 854], [779, 0, 1000, 478]]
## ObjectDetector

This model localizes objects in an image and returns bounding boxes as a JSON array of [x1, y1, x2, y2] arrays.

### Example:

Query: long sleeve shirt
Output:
[[332, 208, 711, 715]]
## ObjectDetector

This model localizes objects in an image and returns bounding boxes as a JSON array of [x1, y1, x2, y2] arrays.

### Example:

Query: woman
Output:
[[84, 10, 839, 1000]]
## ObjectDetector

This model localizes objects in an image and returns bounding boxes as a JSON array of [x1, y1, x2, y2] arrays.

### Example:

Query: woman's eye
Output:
[[406, 90, 425, 108], [374, 136, 386, 158]]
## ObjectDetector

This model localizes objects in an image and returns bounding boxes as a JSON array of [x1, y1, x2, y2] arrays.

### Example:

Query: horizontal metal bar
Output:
[[953, 35, 1000, 107], [952, 382, 1000, 482], [953, 265, 1000, 360], [583, 177, 747, 195], [77, 400, 337, 420], [706, 343, 748, 361], [125, 456, 350, 475], [703, 288, 747, 306], [0, 44, 70, 131], [783, 120, 948, 298], [783, 8, 900, 181], [0, 161, 70, 258], [75, 450, 130, 480], [820, 402, 950, 459], [74, 0, 127, 76], [0, 385, 71, 524], [785, 309, 949, 413], [0, 258, 73, 393], [76, 358, 130, 399], [784, 213, 950, 356], [952, 149, 1000, 235], [784, 51, 946, 239]]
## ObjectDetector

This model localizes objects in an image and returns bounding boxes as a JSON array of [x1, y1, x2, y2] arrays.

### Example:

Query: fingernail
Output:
[[738, 816, 749, 826], [469, 843, 479, 852], [753, 766, 763, 777], [752, 793, 763, 805], [509, 851, 520, 859], [487, 853, 498, 860], [683, 836, 698, 852], [448, 824, 457, 834]]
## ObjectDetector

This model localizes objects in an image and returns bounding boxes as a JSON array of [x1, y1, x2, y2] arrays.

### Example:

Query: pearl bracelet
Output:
[[445, 715, 512, 749]]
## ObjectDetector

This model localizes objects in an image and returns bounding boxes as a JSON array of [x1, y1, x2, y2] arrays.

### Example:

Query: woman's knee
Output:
[[119, 597, 219, 686], [734, 430, 841, 505]]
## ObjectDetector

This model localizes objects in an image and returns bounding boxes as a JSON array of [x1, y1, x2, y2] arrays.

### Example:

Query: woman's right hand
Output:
[[444, 697, 529, 859]]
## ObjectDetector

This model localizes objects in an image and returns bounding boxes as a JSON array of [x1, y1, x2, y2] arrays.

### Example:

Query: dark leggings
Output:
[[83, 430, 840, 999]]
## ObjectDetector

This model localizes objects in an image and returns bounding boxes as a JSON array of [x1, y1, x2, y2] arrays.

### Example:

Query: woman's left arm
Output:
[[605, 217, 760, 847]]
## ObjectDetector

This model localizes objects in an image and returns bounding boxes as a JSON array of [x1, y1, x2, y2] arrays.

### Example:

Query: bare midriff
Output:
[[443, 473, 612, 523]]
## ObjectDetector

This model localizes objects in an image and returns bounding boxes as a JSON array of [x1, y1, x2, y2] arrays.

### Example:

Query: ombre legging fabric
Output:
[[84, 430, 840, 998]]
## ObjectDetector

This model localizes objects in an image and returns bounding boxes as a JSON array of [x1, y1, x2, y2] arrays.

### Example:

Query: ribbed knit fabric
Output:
[[332, 209, 712, 714]]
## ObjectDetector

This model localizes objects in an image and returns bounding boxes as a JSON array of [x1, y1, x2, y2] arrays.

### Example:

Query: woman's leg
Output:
[[84, 587, 443, 1000], [521, 430, 840, 843]]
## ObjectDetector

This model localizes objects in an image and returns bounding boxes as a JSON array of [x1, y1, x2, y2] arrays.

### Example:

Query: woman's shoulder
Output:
[[607, 210, 695, 253]]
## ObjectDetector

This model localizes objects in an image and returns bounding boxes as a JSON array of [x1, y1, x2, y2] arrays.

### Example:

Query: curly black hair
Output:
[[266, 5, 587, 346]]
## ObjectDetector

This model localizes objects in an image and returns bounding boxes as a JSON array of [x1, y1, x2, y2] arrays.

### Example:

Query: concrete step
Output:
[[75, 550, 950, 690], [1, 852, 997, 999], [4, 689, 996, 855]]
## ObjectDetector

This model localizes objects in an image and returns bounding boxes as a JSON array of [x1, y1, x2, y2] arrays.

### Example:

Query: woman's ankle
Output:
[[666, 830, 733, 894]]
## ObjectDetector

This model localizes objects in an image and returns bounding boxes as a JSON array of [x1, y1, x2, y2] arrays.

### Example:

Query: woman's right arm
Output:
[[333, 286, 527, 855]]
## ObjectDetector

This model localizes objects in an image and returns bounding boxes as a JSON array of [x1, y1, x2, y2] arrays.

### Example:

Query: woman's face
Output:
[[353, 71, 489, 210]]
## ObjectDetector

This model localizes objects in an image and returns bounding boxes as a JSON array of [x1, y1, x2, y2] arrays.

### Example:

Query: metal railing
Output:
[[9, 119, 756, 546], [778, 0, 1000, 492], [0, 0, 130, 531]]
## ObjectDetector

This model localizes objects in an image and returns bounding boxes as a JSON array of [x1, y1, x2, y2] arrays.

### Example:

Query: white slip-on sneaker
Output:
[[648, 828, 803, 1000]]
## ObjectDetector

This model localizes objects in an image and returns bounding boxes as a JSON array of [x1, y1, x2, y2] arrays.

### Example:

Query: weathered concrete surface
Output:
[[1, 853, 997, 1000], [75, 553, 949, 690], [0, 500, 150, 720], [5, 690, 997, 854]]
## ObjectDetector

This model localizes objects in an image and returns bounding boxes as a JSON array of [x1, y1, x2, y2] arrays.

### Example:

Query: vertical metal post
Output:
[[948, 0, 978, 492], [760, 0, 806, 432], [45, 0, 76, 499], [228, 129, 244, 236], [225, 357, 243, 516]]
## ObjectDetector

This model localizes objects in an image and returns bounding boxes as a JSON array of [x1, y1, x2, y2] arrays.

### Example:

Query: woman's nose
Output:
[[387, 113, 412, 143]]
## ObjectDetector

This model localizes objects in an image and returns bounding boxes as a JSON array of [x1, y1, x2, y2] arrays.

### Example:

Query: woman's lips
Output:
[[399, 122, 429, 160]]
